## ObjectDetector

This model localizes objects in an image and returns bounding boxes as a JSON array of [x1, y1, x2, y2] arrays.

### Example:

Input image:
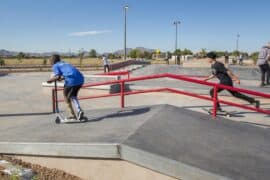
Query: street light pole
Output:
[[124, 5, 128, 61], [236, 33, 240, 52], [173, 20, 180, 52]]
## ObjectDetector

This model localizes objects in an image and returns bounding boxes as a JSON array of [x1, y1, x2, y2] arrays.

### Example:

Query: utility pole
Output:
[[124, 5, 128, 61], [173, 20, 181, 51]]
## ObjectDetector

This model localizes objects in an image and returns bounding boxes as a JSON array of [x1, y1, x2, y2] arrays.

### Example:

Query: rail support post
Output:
[[120, 81, 125, 108], [212, 85, 218, 118], [52, 89, 56, 113]]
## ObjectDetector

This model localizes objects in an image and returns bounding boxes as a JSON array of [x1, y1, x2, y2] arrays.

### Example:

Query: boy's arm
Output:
[[204, 74, 215, 81], [227, 70, 240, 84], [47, 75, 61, 83]]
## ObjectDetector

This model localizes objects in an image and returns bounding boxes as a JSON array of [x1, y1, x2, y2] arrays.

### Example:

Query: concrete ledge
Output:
[[0, 142, 120, 159], [120, 145, 230, 180]]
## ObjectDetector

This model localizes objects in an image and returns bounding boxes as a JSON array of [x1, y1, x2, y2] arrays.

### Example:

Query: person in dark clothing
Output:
[[257, 42, 270, 87], [224, 53, 229, 64], [204, 52, 260, 111]]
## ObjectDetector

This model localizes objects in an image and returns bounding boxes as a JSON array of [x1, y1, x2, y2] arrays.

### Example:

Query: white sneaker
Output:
[[78, 110, 84, 120]]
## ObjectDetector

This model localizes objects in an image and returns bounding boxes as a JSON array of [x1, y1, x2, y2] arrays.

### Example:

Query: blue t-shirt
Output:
[[53, 61, 84, 87]]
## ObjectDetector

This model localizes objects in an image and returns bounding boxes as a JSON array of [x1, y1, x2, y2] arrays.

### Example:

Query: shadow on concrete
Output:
[[0, 112, 53, 117], [87, 107, 150, 123], [240, 121, 270, 128], [0, 73, 8, 77]]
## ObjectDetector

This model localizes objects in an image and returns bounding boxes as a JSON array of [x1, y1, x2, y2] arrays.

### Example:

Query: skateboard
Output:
[[202, 108, 235, 117]]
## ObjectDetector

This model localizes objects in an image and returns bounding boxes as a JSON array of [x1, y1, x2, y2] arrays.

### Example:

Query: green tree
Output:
[[250, 52, 259, 65], [174, 49, 181, 56], [0, 57, 5, 66], [78, 49, 85, 67], [232, 50, 240, 57], [181, 49, 193, 55], [89, 49, 97, 58], [214, 51, 226, 57], [108, 53, 116, 59], [43, 57, 47, 65], [143, 51, 152, 59], [17, 52, 25, 63], [136, 50, 144, 58], [129, 49, 137, 58], [129, 49, 142, 58]]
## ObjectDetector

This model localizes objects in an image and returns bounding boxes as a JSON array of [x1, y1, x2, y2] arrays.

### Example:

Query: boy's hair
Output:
[[206, 52, 217, 59], [51, 54, 61, 64]]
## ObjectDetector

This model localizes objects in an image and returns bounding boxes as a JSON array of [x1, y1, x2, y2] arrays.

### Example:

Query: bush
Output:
[[43, 58, 47, 65], [0, 58, 5, 66], [250, 52, 259, 65]]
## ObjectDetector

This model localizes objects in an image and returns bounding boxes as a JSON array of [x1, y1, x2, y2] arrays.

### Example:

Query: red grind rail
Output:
[[97, 70, 130, 79], [52, 73, 270, 118]]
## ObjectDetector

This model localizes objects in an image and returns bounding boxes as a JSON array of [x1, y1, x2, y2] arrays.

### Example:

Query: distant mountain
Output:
[[0, 49, 18, 57], [0, 49, 79, 57], [114, 48, 132, 55], [114, 47, 155, 55], [135, 47, 155, 52], [0, 47, 155, 57]]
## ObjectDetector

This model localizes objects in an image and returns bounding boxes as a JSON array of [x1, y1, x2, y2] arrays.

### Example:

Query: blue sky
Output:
[[0, 0, 270, 53]]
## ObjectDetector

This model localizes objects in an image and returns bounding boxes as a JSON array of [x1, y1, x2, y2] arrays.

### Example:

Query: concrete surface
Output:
[[16, 156, 177, 180], [1, 105, 270, 179], [1, 65, 270, 180], [123, 105, 270, 180], [132, 64, 263, 80]]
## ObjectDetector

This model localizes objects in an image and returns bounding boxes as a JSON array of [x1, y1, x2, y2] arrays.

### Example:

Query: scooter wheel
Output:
[[55, 117, 61, 124]]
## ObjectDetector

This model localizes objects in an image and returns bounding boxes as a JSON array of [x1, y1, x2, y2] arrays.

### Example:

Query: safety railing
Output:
[[97, 70, 130, 79], [52, 73, 270, 118]]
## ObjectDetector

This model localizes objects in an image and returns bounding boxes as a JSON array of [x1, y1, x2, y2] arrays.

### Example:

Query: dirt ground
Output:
[[15, 156, 177, 180], [0, 155, 81, 180]]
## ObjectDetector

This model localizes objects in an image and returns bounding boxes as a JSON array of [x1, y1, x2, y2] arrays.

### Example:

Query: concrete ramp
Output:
[[0, 105, 270, 179], [132, 64, 261, 80], [122, 105, 270, 180]]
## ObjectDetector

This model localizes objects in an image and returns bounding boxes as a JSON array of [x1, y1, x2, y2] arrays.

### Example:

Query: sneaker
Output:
[[260, 83, 266, 87], [252, 100, 260, 108], [78, 110, 84, 121]]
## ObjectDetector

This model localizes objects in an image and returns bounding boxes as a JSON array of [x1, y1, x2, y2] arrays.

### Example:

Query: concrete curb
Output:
[[0, 142, 231, 180], [120, 145, 231, 180], [0, 142, 120, 159]]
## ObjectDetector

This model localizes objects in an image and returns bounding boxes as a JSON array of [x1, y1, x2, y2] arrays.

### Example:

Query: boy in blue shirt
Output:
[[47, 54, 85, 120]]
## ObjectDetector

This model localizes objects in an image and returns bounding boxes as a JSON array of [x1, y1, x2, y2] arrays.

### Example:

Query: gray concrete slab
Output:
[[0, 142, 119, 158], [1, 69, 270, 179], [0, 106, 156, 143], [132, 64, 262, 80], [130, 65, 270, 94], [123, 104, 270, 180]]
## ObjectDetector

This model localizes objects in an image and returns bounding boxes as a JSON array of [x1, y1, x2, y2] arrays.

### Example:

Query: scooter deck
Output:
[[202, 108, 236, 117], [55, 115, 88, 124]]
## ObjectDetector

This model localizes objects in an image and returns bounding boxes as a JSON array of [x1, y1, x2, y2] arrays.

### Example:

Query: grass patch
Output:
[[3, 58, 124, 66]]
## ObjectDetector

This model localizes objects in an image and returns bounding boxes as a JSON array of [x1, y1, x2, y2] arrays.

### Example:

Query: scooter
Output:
[[53, 80, 87, 124]]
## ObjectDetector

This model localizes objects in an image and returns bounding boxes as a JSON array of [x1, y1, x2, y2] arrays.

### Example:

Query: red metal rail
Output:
[[97, 70, 130, 79], [52, 73, 270, 118]]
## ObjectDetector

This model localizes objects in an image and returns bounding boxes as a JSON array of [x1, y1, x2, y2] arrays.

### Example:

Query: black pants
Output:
[[210, 82, 255, 109], [64, 85, 82, 100], [258, 63, 270, 84], [104, 65, 110, 73]]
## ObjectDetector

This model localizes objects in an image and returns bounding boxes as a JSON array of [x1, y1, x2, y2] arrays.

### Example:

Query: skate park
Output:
[[0, 62, 270, 180]]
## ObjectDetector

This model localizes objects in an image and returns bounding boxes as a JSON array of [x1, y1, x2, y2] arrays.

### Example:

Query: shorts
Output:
[[64, 85, 82, 99]]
